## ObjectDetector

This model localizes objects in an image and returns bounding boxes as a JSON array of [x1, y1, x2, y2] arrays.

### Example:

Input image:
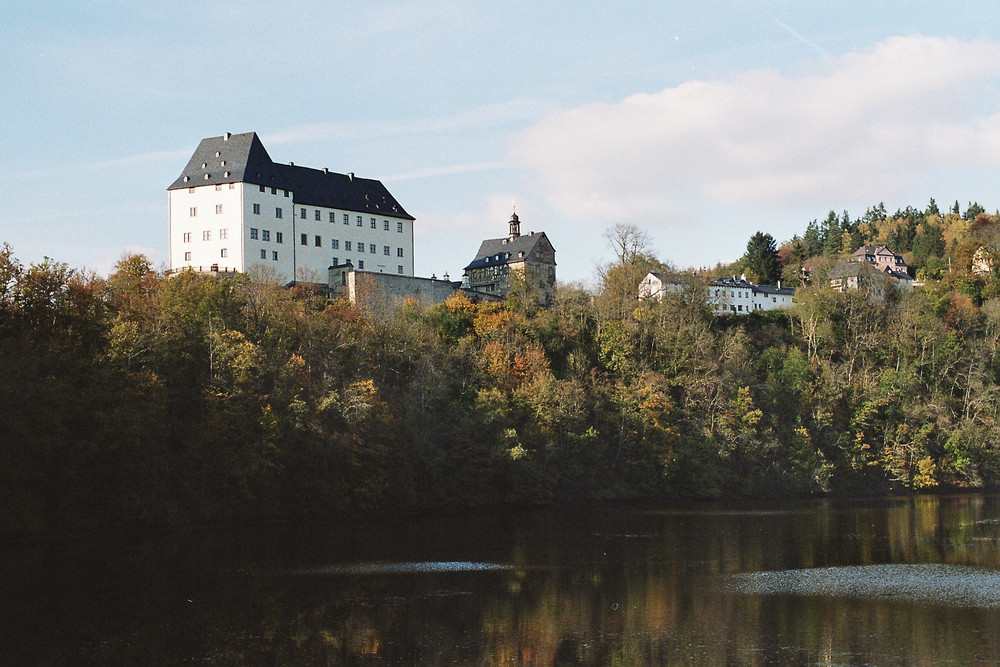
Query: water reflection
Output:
[[3, 495, 1000, 664]]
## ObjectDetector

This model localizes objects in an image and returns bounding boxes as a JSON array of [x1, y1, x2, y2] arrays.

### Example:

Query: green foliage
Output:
[[8, 232, 1000, 533], [741, 231, 782, 285]]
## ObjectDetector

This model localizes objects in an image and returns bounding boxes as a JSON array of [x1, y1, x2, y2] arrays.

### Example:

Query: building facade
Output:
[[640, 272, 795, 313], [168, 132, 415, 283], [462, 212, 556, 306]]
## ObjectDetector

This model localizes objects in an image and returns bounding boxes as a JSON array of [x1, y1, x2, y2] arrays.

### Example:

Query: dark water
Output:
[[6, 495, 1000, 665]]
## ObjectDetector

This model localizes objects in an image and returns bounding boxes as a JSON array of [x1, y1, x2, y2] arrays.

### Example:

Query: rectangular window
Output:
[[357, 243, 364, 254], [332, 257, 338, 265], [300, 208, 307, 219], [329, 212, 335, 223], [315, 210, 321, 221], [228, 183, 235, 190], [370, 218, 376, 229], [252, 203, 261, 215], [262, 230, 270, 242], [189, 207, 197, 217], [332, 239, 339, 249], [271, 187, 277, 195], [260, 249, 267, 259], [343, 213, 349, 225], [283, 190, 289, 197], [250, 228, 258, 240], [345, 241, 352, 251], [202, 230, 211, 241], [184, 251, 192, 261], [369, 243, 376, 254], [300, 234, 308, 245], [397, 265, 403, 274], [358, 260, 364, 269], [215, 185, 222, 191], [188, 187, 195, 194], [397, 221, 403, 233], [275, 207, 283, 219], [384, 220, 389, 231], [220, 248, 228, 258], [383, 245, 390, 256], [259, 185, 265, 193], [183, 232, 191, 243], [314, 235, 322, 247], [275, 232, 283, 244], [357, 215, 362, 226], [219, 229, 228, 240], [272, 251, 279, 261], [215, 204, 223, 214], [397, 247, 404, 257]]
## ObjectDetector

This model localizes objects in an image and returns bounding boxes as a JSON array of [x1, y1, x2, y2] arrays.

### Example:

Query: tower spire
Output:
[[508, 208, 521, 241]]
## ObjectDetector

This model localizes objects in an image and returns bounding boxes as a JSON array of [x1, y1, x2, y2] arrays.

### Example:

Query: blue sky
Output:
[[3, 1, 1000, 284]]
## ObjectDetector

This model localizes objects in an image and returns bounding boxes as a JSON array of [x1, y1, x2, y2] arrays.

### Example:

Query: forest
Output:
[[4, 199, 1000, 533]]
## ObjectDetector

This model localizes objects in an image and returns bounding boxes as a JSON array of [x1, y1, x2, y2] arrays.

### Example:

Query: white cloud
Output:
[[511, 35, 1000, 226]]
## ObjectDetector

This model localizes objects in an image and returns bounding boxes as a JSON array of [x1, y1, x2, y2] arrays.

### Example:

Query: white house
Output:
[[168, 132, 415, 283], [640, 273, 795, 313]]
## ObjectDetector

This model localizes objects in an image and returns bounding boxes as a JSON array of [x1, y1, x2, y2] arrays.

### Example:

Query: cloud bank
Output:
[[511, 35, 1000, 227]]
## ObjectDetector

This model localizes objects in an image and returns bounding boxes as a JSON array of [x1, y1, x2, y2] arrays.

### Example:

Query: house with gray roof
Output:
[[640, 272, 795, 313], [462, 212, 556, 306], [168, 132, 414, 283]]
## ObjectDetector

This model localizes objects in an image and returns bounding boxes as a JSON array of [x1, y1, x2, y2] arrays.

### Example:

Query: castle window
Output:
[[259, 185, 265, 193], [188, 187, 195, 194], [397, 265, 403, 274], [219, 229, 228, 240], [329, 212, 335, 223], [369, 244, 376, 254], [260, 249, 266, 259], [383, 245, 390, 256], [252, 203, 261, 215], [183, 232, 191, 243], [358, 260, 364, 269], [271, 187, 276, 195], [283, 190, 289, 197], [345, 241, 352, 251], [215, 185, 222, 191], [262, 230, 270, 241], [343, 213, 349, 225], [272, 251, 278, 261], [371, 218, 376, 229], [397, 247, 404, 257], [275, 232, 283, 244], [184, 252, 191, 261], [315, 235, 322, 247], [332, 240, 339, 249], [220, 248, 228, 258], [332, 257, 338, 265], [357, 215, 363, 226], [357, 244, 365, 254], [202, 230, 211, 241], [300, 208, 307, 219], [384, 220, 389, 231], [275, 207, 283, 219], [250, 228, 258, 240], [189, 207, 197, 217], [300, 234, 307, 246], [315, 211, 321, 221], [397, 222, 403, 233]]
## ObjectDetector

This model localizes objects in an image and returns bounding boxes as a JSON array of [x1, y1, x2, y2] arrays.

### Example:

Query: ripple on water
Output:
[[284, 561, 514, 576], [725, 564, 1000, 607]]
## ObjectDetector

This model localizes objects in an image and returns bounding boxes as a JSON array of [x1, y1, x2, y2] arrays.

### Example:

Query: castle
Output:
[[167, 132, 415, 282]]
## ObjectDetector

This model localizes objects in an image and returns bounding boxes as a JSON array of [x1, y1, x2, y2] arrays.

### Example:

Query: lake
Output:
[[5, 494, 1000, 664]]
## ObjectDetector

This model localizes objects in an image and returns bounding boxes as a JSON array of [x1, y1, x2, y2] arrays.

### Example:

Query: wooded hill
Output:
[[3, 205, 1000, 532]]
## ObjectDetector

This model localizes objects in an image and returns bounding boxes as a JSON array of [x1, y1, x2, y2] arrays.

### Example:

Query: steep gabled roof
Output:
[[168, 132, 414, 220], [464, 232, 554, 271], [168, 132, 282, 190], [273, 163, 413, 220]]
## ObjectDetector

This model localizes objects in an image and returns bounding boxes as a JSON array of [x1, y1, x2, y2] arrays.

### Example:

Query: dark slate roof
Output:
[[168, 132, 413, 220], [708, 276, 795, 295], [464, 232, 554, 271]]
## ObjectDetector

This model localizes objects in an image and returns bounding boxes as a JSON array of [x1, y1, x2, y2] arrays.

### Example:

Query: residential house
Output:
[[640, 272, 795, 313]]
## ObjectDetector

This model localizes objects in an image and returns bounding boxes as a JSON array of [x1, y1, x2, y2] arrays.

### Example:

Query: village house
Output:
[[639, 272, 795, 313], [830, 245, 914, 291]]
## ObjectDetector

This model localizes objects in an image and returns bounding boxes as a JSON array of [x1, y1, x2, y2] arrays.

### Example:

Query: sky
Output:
[[3, 1, 1000, 286]]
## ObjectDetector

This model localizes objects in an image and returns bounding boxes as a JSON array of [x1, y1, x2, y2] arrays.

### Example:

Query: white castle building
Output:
[[168, 132, 414, 283]]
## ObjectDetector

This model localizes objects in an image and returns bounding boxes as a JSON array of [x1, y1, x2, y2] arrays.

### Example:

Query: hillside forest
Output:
[[4, 199, 1000, 533]]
